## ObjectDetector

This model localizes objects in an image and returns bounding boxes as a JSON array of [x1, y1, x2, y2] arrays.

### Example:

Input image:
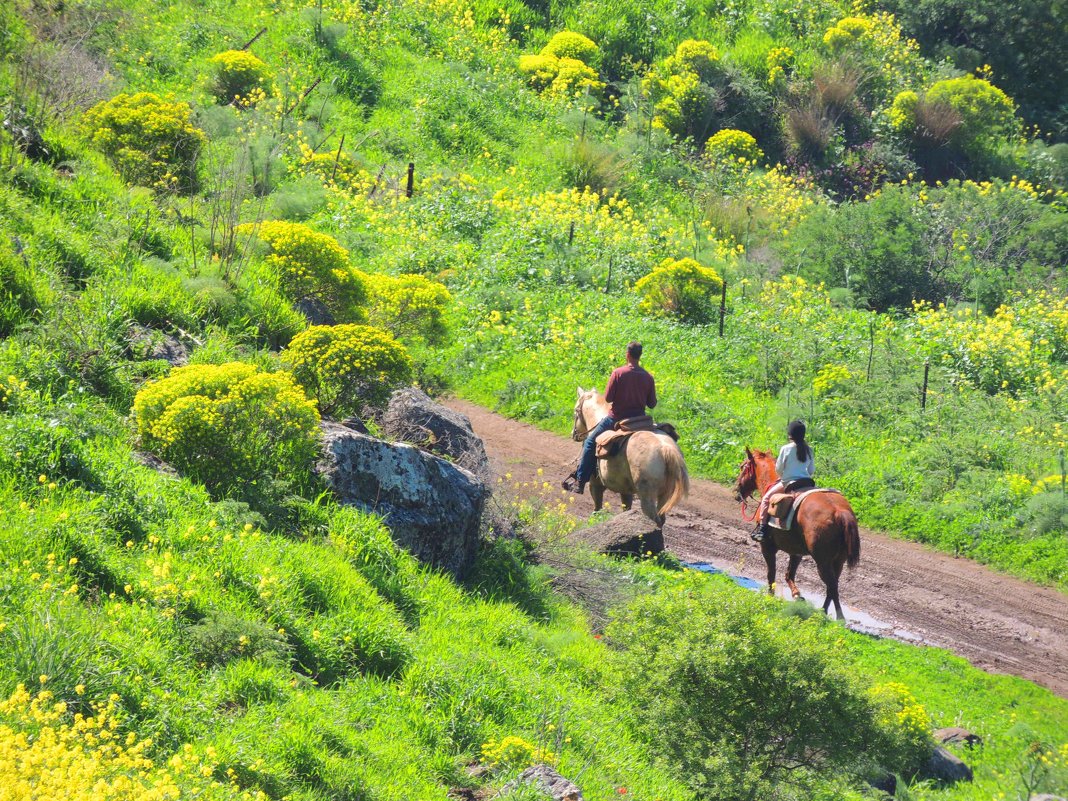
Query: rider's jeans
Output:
[[577, 416, 617, 484]]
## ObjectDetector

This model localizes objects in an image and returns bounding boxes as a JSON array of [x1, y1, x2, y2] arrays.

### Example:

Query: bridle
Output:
[[572, 396, 589, 441], [737, 456, 758, 522]]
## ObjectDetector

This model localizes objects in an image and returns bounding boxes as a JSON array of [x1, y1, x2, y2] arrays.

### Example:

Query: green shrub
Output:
[[608, 580, 897, 800], [518, 54, 604, 102], [82, 92, 206, 191], [0, 241, 44, 337], [248, 220, 369, 322], [207, 50, 272, 107], [925, 74, 1020, 157], [188, 611, 292, 668], [282, 324, 412, 417], [634, 257, 724, 324], [868, 682, 933, 776], [133, 362, 320, 497], [364, 272, 451, 344]]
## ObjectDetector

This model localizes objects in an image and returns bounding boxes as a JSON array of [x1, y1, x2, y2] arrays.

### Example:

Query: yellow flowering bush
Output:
[[888, 90, 919, 133], [868, 682, 932, 775], [820, 12, 924, 103], [83, 92, 206, 191], [518, 30, 604, 102], [480, 735, 555, 770], [540, 31, 599, 66], [518, 55, 604, 101], [248, 221, 369, 321], [634, 257, 724, 324], [0, 684, 267, 801], [282, 324, 413, 416], [925, 75, 1020, 154], [766, 46, 794, 87], [207, 49, 272, 107], [364, 273, 451, 344], [914, 291, 1068, 395], [0, 374, 28, 411], [705, 129, 764, 166], [641, 40, 722, 140], [134, 362, 320, 495]]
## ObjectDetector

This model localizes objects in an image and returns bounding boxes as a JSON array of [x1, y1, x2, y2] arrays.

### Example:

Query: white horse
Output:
[[571, 387, 690, 527]]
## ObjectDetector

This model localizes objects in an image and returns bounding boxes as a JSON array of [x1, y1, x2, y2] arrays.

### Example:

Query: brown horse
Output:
[[572, 388, 690, 527], [734, 447, 860, 619]]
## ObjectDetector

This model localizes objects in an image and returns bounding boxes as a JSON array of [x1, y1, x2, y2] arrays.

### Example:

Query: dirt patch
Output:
[[446, 398, 1068, 699]]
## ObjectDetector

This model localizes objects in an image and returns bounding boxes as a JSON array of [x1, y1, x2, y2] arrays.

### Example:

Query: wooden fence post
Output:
[[920, 358, 930, 411], [718, 280, 727, 337], [406, 161, 415, 198]]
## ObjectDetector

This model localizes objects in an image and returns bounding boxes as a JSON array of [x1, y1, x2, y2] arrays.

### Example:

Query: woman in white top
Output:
[[753, 420, 815, 542]]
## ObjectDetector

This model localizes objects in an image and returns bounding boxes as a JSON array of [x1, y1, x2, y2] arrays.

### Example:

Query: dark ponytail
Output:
[[787, 420, 810, 463]]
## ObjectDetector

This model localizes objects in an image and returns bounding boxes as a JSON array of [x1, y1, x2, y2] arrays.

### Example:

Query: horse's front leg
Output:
[[761, 541, 777, 597], [620, 493, 633, 511], [785, 554, 803, 600]]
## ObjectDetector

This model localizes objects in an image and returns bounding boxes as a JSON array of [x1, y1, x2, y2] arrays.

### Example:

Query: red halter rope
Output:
[[738, 458, 758, 522]]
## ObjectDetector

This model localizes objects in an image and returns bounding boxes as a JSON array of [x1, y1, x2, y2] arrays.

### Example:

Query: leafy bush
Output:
[[868, 682, 933, 776], [188, 611, 291, 668], [634, 257, 724, 324], [249, 220, 369, 322], [608, 580, 896, 800], [282, 324, 413, 417], [364, 272, 451, 344], [82, 92, 206, 191], [133, 362, 320, 497], [481, 735, 555, 770], [207, 50, 272, 107]]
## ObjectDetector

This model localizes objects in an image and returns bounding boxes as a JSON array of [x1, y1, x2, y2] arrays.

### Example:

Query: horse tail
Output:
[[658, 442, 690, 516], [839, 510, 861, 569]]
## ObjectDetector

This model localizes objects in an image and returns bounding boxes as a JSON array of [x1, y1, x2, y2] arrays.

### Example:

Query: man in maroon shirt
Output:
[[566, 341, 657, 494]]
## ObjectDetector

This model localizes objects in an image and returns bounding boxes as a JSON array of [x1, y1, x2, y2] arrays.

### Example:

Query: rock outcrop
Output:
[[496, 765, 583, 801], [569, 509, 665, 557], [934, 727, 983, 748], [381, 387, 490, 481], [318, 421, 486, 578], [922, 745, 973, 784]]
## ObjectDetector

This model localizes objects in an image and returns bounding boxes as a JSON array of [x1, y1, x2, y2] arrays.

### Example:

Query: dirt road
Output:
[[446, 398, 1068, 698]]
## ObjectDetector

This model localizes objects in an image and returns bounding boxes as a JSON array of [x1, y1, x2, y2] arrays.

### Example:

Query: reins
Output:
[[738, 458, 758, 522]]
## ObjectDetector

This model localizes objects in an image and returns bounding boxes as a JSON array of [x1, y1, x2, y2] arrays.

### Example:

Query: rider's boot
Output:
[[751, 516, 769, 543]]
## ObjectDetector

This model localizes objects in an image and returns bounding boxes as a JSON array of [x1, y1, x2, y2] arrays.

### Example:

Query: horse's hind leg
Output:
[[785, 554, 803, 600], [638, 492, 664, 528], [816, 559, 846, 620]]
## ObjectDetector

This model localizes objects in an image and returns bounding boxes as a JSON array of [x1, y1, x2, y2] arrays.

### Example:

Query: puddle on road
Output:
[[684, 561, 931, 645]]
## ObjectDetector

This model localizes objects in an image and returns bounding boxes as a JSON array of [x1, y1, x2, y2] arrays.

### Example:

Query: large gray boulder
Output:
[[934, 727, 982, 748], [496, 765, 583, 801], [922, 745, 973, 784], [318, 422, 486, 578], [570, 509, 665, 557], [381, 388, 490, 481]]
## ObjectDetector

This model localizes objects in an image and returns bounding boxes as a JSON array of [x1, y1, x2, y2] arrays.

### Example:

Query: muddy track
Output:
[[446, 398, 1068, 698]]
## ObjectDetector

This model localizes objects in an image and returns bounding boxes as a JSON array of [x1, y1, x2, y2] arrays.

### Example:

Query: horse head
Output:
[[735, 446, 758, 502], [571, 387, 594, 441]]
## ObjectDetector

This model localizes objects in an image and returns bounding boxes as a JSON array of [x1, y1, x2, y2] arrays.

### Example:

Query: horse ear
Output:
[[744, 445, 753, 459], [577, 386, 585, 397]]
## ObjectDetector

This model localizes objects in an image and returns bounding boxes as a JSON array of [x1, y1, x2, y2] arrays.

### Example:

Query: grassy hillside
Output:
[[1, 0, 1068, 798]]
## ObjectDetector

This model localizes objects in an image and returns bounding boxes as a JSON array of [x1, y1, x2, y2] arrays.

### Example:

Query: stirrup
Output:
[[751, 523, 768, 543], [561, 472, 578, 491]]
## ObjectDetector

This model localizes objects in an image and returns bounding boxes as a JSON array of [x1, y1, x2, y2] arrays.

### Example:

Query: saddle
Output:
[[768, 486, 840, 531], [595, 415, 680, 458]]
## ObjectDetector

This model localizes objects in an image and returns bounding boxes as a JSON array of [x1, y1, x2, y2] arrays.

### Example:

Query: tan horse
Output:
[[571, 388, 690, 527]]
